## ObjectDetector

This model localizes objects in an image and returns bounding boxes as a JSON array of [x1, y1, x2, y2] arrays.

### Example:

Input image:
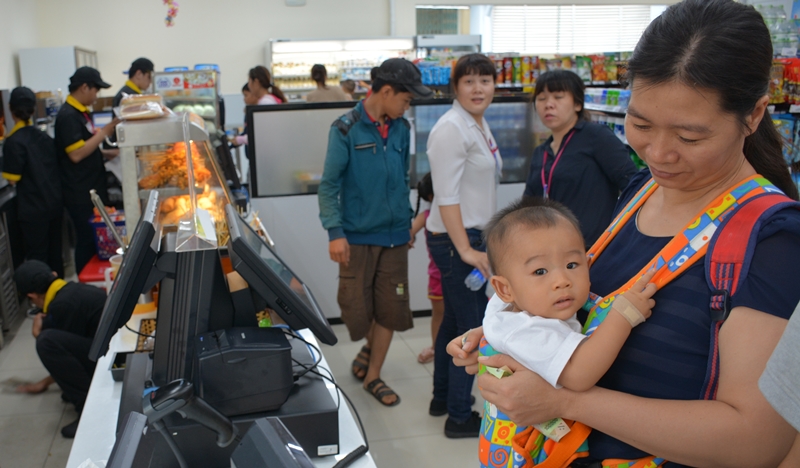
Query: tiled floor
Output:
[[0, 316, 483, 467]]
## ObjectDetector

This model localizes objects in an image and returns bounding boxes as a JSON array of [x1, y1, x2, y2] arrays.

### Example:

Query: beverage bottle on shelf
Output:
[[464, 268, 486, 291]]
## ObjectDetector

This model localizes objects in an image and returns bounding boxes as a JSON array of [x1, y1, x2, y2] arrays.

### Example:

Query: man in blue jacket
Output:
[[319, 58, 431, 407]]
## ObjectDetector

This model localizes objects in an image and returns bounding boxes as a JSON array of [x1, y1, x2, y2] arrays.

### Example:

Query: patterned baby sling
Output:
[[478, 174, 800, 468]]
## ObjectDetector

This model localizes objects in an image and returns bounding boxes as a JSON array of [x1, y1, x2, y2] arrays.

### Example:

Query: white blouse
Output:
[[425, 100, 502, 233]]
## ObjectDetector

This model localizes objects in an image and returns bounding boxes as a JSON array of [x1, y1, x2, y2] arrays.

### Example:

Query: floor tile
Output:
[[0, 320, 45, 372], [0, 368, 65, 417], [369, 433, 480, 468], [44, 409, 76, 468], [0, 412, 62, 468]]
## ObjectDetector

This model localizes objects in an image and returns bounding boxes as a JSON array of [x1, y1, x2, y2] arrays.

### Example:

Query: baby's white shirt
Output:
[[482, 293, 587, 388]]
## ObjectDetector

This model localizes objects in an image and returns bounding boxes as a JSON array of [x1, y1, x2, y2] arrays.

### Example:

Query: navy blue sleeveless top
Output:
[[586, 169, 800, 465]]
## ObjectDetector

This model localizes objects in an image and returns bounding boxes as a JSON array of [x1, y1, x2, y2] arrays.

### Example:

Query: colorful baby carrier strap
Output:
[[582, 174, 780, 337], [479, 174, 793, 468]]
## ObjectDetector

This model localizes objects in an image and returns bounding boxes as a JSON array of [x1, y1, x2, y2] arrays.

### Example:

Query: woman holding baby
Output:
[[450, 0, 800, 466]]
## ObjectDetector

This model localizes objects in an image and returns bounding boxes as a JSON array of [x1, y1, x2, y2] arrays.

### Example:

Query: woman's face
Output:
[[534, 87, 582, 133], [625, 79, 762, 192], [454, 73, 495, 118]]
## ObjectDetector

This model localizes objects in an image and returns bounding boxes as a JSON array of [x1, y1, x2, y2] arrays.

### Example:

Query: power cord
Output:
[[282, 330, 369, 468], [125, 324, 154, 338]]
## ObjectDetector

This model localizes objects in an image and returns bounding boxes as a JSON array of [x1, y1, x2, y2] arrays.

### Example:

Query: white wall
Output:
[[25, 0, 680, 95], [0, 0, 38, 89]]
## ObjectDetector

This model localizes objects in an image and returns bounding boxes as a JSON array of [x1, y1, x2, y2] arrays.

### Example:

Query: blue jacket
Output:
[[318, 101, 412, 247]]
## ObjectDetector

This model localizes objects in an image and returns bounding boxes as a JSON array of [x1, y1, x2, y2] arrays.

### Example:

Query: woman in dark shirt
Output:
[[449, 0, 800, 465], [524, 70, 636, 246]]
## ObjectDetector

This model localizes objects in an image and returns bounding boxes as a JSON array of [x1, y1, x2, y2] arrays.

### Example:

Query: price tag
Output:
[[790, 105, 800, 113], [769, 105, 776, 114], [782, 47, 798, 57]]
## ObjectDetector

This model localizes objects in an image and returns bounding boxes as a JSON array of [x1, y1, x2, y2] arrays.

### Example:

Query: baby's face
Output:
[[495, 221, 590, 321]]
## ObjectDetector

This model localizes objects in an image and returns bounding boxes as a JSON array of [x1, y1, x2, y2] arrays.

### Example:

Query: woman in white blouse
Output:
[[425, 53, 501, 438]]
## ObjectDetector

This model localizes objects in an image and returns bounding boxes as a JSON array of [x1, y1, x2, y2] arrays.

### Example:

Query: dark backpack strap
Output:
[[701, 193, 800, 400]]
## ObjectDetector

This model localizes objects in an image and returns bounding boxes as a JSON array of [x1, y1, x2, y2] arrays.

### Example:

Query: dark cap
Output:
[[9, 87, 36, 109], [70, 66, 112, 89], [130, 58, 154, 75], [14, 260, 56, 295], [375, 58, 432, 99]]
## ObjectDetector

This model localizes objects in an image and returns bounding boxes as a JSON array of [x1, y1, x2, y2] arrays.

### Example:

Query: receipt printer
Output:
[[195, 327, 293, 416]]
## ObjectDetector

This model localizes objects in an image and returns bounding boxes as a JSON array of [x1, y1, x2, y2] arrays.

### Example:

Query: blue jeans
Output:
[[427, 229, 487, 422]]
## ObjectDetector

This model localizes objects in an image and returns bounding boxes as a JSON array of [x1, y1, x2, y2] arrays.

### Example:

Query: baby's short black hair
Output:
[[484, 197, 582, 275]]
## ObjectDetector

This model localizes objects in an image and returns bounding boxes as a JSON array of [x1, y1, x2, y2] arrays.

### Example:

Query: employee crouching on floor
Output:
[[1, 87, 64, 278], [318, 58, 432, 407], [55, 66, 120, 274], [14, 260, 107, 438]]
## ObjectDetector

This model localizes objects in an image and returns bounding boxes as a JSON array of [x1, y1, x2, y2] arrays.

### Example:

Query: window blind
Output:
[[491, 5, 653, 55]]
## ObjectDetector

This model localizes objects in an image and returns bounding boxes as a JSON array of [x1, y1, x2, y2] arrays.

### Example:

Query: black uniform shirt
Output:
[[112, 80, 142, 108], [42, 280, 106, 338], [54, 95, 108, 205], [523, 119, 637, 246], [2, 124, 63, 220]]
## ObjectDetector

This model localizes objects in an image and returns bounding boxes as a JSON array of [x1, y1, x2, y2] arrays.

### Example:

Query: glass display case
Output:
[[265, 37, 415, 101], [116, 112, 232, 251], [153, 70, 221, 131], [246, 96, 536, 197]]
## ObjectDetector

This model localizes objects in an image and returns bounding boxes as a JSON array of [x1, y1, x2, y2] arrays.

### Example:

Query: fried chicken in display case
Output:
[[116, 112, 233, 251]]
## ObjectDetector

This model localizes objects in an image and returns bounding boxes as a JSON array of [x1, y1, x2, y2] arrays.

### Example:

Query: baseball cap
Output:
[[130, 58, 154, 75], [9, 87, 36, 109], [375, 59, 432, 99], [70, 66, 112, 89], [14, 260, 56, 295]]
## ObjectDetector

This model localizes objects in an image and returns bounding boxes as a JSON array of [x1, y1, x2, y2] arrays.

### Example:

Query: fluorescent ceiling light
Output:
[[343, 39, 414, 51], [272, 41, 343, 53], [416, 5, 469, 9]]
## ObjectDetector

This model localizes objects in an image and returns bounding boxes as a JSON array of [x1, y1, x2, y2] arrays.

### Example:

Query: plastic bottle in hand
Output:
[[464, 268, 486, 291]]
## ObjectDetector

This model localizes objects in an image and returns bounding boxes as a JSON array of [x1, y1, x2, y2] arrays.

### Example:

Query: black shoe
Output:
[[429, 395, 476, 417], [444, 411, 482, 439], [61, 418, 79, 438], [26, 306, 42, 318]]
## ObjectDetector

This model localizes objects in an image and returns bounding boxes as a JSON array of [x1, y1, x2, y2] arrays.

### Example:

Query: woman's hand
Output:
[[447, 326, 484, 374], [460, 249, 490, 279], [478, 353, 572, 427]]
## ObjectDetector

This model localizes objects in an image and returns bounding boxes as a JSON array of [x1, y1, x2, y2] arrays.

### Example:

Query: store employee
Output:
[[55, 66, 120, 273], [112, 57, 154, 107]]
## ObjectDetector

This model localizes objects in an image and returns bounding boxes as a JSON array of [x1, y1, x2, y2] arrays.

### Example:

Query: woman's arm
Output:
[[478, 306, 795, 468], [439, 204, 490, 278]]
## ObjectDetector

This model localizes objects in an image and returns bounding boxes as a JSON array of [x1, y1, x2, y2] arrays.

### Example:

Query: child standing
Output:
[[409, 173, 443, 364]]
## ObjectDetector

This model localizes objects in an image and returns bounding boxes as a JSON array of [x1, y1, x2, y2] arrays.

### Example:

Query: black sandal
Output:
[[364, 378, 401, 407], [351, 345, 370, 381]]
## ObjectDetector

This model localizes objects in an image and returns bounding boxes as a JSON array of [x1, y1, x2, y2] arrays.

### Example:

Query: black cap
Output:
[[375, 58, 432, 99], [130, 58, 154, 75], [14, 260, 56, 295], [70, 66, 112, 89], [9, 87, 36, 109]]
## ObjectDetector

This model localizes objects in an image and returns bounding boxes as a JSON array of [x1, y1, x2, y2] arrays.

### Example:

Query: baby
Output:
[[482, 197, 657, 392]]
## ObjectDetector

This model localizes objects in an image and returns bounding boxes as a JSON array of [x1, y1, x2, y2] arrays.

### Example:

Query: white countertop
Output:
[[67, 312, 376, 467]]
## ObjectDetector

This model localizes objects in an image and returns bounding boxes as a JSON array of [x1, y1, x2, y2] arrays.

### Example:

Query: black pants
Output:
[[19, 213, 64, 278], [36, 328, 96, 411], [65, 203, 96, 274]]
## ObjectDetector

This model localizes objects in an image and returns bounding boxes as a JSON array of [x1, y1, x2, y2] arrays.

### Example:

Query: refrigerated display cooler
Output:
[[153, 70, 222, 130], [415, 34, 481, 59], [265, 37, 415, 101]]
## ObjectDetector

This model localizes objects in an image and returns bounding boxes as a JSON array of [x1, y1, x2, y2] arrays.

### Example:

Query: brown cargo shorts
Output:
[[337, 244, 413, 341]]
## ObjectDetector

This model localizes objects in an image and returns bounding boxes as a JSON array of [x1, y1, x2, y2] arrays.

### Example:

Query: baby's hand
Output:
[[615, 268, 657, 326]]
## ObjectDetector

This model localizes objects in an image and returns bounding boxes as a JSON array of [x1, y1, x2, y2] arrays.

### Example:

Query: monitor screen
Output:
[[225, 205, 337, 346], [93, 111, 113, 129], [89, 192, 160, 361]]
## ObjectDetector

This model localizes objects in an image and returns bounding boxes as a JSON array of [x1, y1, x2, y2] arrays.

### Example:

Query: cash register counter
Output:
[[67, 312, 376, 468]]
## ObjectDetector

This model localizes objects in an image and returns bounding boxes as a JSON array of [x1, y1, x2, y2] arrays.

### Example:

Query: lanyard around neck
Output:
[[541, 129, 576, 199], [477, 124, 501, 176]]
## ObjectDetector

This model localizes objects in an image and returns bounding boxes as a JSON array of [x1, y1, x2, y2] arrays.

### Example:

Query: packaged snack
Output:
[[495, 58, 505, 84], [521, 56, 532, 85], [591, 55, 607, 83], [512, 57, 522, 85], [547, 59, 563, 71], [604, 54, 618, 83], [119, 94, 165, 120], [503, 57, 513, 85], [575, 56, 592, 83], [770, 61, 787, 104], [773, 115, 795, 163]]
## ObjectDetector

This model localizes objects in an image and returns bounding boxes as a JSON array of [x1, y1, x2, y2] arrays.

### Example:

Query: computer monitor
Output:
[[225, 205, 337, 346], [106, 412, 148, 468], [92, 111, 113, 129], [89, 191, 161, 361]]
